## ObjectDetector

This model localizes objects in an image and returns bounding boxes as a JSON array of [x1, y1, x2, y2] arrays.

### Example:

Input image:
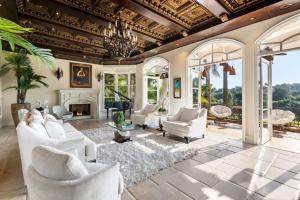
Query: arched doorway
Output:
[[257, 14, 300, 151], [187, 39, 245, 140], [143, 57, 170, 112]]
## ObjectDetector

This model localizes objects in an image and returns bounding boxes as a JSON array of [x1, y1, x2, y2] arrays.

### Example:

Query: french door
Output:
[[259, 56, 273, 144]]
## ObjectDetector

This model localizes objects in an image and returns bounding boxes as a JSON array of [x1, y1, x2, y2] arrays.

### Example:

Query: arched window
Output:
[[144, 57, 170, 110], [187, 39, 244, 109]]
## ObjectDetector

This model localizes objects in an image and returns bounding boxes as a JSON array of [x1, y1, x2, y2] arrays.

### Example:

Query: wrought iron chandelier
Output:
[[103, 14, 138, 61]]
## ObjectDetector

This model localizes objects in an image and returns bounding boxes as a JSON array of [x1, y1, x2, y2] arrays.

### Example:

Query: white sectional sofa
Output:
[[16, 109, 97, 185]]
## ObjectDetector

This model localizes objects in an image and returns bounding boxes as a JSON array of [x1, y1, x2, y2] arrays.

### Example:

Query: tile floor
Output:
[[0, 120, 299, 200]]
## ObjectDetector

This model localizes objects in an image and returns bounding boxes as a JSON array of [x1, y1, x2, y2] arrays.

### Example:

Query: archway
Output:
[[187, 38, 245, 140], [256, 14, 300, 152], [143, 57, 170, 113]]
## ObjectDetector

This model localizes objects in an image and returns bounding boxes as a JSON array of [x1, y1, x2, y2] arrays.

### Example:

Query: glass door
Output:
[[259, 56, 273, 144]]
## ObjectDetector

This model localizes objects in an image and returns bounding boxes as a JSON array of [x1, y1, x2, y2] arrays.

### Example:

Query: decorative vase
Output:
[[11, 103, 31, 127]]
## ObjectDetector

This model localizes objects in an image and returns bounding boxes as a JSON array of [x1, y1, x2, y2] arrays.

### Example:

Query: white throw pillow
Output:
[[44, 119, 66, 139], [28, 110, 45, 124], [43, 113, 58, 122], [29, 121, 49, 138], [31, 145, 88, 180], [180, 107, 199, 122]]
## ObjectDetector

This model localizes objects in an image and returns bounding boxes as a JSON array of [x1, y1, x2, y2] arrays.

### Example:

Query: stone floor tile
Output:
[[199, 180, 250, 200], [150, 167, 179, 185], [264, 167, 300, 189], [246, 193, 268, 200], [137, 183, 192, 200], [272, 158, 300, 174], [256, 182, 299, 200], [121, 189, 136, 200], [127, 180, 157, 198], [167, 171, 208, 199]]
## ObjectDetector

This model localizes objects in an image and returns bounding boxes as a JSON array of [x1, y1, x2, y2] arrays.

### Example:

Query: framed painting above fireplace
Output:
[[70, 63, 92, 88]]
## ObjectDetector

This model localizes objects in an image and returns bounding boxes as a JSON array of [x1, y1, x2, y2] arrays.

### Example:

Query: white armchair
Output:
[[52, 105, 73, 120], [163, 107, 207, 143], [131, 104, 160, 129], [26, 145, 124, 200]]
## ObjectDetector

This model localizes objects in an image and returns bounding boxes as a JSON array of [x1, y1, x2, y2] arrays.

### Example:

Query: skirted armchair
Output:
[[163, 107, 207, 143], [131, 104, 160, 129], [26, 145, 124, 200], [52, 105, 73, 120]]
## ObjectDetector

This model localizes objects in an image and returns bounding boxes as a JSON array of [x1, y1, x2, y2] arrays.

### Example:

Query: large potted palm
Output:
[[0, 17, 54, 126], [0, 52, 48, 126]]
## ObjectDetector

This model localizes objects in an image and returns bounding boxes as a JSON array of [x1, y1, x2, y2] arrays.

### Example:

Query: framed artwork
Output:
[[173, 77, 181, 98], [70, 63, 92, 88]]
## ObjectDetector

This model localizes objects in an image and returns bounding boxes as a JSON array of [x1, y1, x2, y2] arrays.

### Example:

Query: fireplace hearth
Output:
[[69, 104, 91, 117]]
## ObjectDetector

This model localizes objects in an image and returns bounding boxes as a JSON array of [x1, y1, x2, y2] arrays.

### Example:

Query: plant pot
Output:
[[11, 103, 31, 127]]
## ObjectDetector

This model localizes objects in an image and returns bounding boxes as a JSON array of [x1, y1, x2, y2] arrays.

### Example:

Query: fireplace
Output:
[[69, 104, 91, 117]]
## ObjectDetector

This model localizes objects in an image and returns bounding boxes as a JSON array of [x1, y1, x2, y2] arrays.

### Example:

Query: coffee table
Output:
[[105, 122, 136, 143]]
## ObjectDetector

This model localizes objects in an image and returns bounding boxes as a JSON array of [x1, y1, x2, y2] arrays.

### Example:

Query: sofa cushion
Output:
[[29, 121, 49, 138], [28, 110, 45, 124], [163, 120, 190, 132], [44, 119, 66, 139], [31, 145, 88, 180], [179, 108, 198, 122], [62, 123, 78, 133], [43, 114, 58, 122]]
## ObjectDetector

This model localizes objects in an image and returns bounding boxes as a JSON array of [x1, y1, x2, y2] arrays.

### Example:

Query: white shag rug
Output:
[[82, 127, 204, 187]]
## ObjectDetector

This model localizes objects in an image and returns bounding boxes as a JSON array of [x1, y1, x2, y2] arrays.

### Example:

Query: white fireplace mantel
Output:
[[58, 89, 101, 119]]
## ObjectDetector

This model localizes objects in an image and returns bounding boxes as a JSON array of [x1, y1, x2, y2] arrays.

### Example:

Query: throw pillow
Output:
[[31, 145, 88, 180], [28, 110, 45, 124], [44, 119, 66, 139], [29, 121, 49, 138], [44, 113, 58, 122], [180, 107, 199, 122]]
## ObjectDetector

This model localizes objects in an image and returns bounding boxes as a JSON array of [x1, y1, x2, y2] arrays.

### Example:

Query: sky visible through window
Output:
[[210, 50, 300, 89]]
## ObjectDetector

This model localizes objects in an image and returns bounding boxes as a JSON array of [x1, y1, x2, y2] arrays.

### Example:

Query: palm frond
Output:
[[2, 86, 17, 91], [210, 64, 220, 78], [0, 18, 55, 68]]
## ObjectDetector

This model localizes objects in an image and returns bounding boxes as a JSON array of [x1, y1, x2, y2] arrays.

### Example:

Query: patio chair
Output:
[[272, 109, 295, 130], [210, 105, 232, 123], [52, 105, 73, 120]]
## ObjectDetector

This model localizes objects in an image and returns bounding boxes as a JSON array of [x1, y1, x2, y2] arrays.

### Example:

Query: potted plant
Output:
[[112, 111, 125, 127], [0, 52, 49, 126], [0, 17, 54, 126]]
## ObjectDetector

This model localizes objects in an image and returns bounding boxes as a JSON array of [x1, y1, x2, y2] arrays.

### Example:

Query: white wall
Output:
[[0, 54, 137, 126]]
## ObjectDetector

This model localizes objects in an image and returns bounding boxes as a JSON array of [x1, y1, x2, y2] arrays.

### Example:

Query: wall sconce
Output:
[[55, 67, 63, 80], [96, 72, 103, 82]]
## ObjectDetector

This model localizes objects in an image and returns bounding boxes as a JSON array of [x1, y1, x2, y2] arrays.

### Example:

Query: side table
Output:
[[156, 114, 169, 131]]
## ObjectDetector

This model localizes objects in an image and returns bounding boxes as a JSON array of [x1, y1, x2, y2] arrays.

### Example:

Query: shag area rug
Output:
[[82, 127, 204, 187]]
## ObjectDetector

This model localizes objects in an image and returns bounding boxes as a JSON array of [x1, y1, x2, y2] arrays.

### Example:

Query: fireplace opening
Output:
[[69, 104, 91, 117]]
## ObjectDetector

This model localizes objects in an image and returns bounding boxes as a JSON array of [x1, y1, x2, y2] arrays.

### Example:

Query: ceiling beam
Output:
[[19, 17, 104, 47], [27, 0, 159, 43], [111, 0, 188, 33], [195, 0, 229, 21]]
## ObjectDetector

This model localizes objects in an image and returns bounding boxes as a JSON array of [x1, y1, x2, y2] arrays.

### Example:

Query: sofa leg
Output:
[[142, 124, 147, 130], [163, 131, 166, 137], [184, 137, 190, 144]]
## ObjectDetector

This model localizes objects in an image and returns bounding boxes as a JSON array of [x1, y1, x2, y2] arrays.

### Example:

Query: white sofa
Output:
[[131, 104, 160, 129], [163, 107, 207, 143], [27, 145, 124, 200], [16, 109, 97, 185]]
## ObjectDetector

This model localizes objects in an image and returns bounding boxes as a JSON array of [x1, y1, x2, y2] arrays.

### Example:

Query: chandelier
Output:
[[103, 14, 138, 61]]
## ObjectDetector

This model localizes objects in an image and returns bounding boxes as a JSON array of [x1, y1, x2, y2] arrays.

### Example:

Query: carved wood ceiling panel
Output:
[[12, 0, 287, 64], [218, 0, 265, 12]]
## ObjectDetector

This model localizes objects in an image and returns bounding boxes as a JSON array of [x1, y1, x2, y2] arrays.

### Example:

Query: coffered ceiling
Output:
[[3, 0, 300, 64]]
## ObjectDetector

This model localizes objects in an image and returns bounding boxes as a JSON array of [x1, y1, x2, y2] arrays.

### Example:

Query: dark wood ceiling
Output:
[[4, 0, 300, 64]]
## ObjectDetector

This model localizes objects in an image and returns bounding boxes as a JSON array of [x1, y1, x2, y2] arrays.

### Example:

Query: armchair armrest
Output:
[[133, 110, 143, 115]]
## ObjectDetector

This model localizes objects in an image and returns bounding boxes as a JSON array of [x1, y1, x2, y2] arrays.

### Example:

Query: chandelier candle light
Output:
[[103, 16, 138, 62]]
